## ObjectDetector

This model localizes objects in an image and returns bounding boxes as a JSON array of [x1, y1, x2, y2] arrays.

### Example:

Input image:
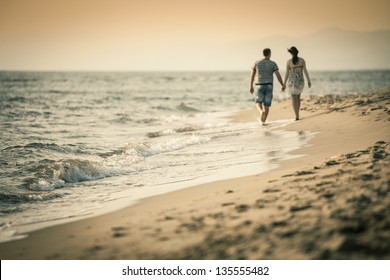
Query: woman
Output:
[[283, 46, 311, 120]]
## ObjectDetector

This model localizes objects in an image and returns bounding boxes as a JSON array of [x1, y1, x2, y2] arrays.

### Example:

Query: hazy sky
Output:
[[0, 0, 389, 70]]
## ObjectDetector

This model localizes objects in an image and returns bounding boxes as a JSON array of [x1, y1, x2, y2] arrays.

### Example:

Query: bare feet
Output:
[[257, 116, 267, 126], [257, 111, 267, 126]]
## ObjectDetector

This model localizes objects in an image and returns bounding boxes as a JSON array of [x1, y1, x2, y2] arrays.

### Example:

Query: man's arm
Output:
[[275, 70, 285, 91], [249, 68, 256, 94]]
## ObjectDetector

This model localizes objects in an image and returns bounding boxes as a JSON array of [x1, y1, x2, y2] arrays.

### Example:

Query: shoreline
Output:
[[0, 110, 312, 244], [0, 89, 389, 259]]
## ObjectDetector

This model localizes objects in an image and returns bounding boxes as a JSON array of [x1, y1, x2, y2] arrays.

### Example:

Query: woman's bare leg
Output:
[[292, 94, 301, 120], [297, 94, 301, 118]]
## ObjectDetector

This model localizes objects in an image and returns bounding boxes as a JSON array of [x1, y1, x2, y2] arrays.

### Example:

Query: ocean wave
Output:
[[175, 125, 201, 133], [142, 135, 209, 156], [1, 142, 78, 155], [48, 90, 64, 94], [135, 117, 161, 124], [19, 158, 120, 192], [58, 159, 117, 183], [152, 105, 173, 111], [0, 77, 39, 83], [146, 125, 201, 138], [112, 113, 133, 124], [0, 191, 63, 204], [136, 114, 186, 125], [6, 96, 27, 102], [15, 134, 212, 191], [162, 76, 175, 81], [146, 129, 176, 138], [107, 134, 210, 162], [177, 102, 199, 112]]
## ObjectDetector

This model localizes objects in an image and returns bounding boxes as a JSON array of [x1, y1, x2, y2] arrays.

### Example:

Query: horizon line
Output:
[[1, 68, 390, 73]]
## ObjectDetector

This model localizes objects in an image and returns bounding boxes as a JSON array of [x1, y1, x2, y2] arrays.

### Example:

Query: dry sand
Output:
[[0, 89, 389, 260]]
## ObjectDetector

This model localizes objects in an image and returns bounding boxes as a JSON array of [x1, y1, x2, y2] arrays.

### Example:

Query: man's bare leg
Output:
[[255, 103, 269, 125], [255, 103, 265, 124], [262, 106, 270, 125]]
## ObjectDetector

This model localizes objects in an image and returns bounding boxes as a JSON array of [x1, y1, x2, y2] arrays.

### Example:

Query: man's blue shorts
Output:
[[255, 84, 273, 107]]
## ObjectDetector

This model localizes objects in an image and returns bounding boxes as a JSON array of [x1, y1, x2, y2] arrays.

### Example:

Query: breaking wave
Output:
[[13, 134, 212, 193]]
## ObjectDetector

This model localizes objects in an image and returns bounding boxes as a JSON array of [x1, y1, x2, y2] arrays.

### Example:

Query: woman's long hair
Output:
[[288, 47, 299, 65]]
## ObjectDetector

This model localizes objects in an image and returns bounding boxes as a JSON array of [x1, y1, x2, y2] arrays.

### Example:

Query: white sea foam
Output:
[[29, 178, 59, 191], [23, 134, 213, 191]]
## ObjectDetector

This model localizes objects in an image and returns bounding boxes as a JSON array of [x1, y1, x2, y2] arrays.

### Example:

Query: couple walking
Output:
[[249, 47, 311, 125]]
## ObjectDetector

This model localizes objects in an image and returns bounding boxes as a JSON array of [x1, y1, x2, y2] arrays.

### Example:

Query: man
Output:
[[250, 48, 285, 125]]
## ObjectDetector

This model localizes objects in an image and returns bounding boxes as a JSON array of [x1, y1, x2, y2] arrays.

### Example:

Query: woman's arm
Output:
[[284, 60, 290, 86], [302, 58, 311, 88]]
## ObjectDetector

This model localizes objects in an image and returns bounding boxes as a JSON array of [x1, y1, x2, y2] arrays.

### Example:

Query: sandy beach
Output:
[[0, 89, 389, 260]]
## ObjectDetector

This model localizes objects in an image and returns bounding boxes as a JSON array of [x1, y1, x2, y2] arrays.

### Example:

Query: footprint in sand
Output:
[[111, 226, 129, 238], [290, 202, 312, 212], [235, 204, 250, 213], [263, 187, 281, 193], [208, 212, 224, 219], [86, 245, 104, 253], [222, 202, 235, 207], [180, 216, 205, 231], [255, 195, 279, 208]]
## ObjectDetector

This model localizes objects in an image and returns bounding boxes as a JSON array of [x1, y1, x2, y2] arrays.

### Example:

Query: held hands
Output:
[[281, 84, 286, 92]]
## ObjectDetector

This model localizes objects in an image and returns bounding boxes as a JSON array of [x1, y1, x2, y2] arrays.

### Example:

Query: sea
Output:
[[0, 70, 389, 242]]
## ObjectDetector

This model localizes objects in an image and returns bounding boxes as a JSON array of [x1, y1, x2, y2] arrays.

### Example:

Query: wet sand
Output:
[[0, 89, 389, 259]]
